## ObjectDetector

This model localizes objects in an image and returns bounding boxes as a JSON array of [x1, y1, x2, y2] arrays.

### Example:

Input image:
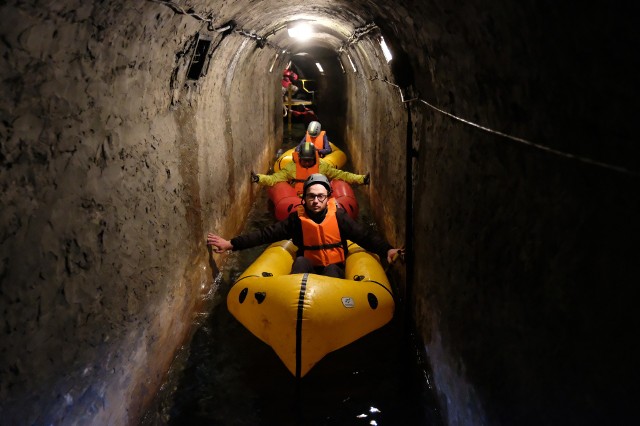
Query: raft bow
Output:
[[227, 240, 395, 378]]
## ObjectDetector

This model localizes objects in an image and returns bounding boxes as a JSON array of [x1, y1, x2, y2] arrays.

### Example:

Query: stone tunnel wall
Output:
[[340, 0, 638, 425], [0, 1, 281, 424], [389, 1, 638, 425]]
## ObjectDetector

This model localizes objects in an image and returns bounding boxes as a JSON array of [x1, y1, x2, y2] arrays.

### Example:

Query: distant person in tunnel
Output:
[[207, 174, 402, 278], [251, 142, 369, 195], [289, 104, 319, 126], [296, 121, 332, 157], [281, 66, 299, 99]]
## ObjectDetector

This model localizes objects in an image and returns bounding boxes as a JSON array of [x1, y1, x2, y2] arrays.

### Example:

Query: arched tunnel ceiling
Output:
[[215, 1, 379, 54], [266, 18, 352, 53]]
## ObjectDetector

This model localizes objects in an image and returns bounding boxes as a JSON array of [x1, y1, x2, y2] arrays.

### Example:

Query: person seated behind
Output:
[[251, 142, 370, 196], [208, 174, 403, 278], [290, 105, 318, 126], [296, 121, 331, 157]]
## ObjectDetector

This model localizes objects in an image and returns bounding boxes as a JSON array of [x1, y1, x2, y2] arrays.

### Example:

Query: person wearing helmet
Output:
[[289, 141, 320, 194], [296, 121, 332, 157], [297, 141, 318, 169], [207, 174, 403, 278], [251, 142, 370, 195]]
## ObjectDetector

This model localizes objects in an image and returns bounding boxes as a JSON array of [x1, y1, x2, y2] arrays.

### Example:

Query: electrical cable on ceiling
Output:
[[147, 0, 223, 31], [148, 0, 284, 50], [338, 22, 379, 52], [234, 28, 275, 49], [370, 75, 638, 177]]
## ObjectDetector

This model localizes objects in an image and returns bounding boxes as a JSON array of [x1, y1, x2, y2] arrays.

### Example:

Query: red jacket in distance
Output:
[[282, 69, 298, 88]]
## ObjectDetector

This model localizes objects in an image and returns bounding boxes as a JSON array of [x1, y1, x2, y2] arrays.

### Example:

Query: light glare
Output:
[[288, 23, 313, 40], [347, 54, 357, 72], [380, 37, 393, 62]]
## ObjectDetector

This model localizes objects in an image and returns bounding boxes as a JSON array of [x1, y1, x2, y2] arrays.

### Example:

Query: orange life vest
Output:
[[292, 150, 320, 195], [305, 131, 327, 151], [297, 200, 345, 267]]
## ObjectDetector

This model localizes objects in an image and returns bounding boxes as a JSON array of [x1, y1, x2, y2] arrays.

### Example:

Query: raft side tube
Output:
[[331, 180, 359, 219], [267, 182, 302, 221]]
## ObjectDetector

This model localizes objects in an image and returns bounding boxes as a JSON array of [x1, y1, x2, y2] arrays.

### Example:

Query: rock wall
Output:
[[338, 0, 638, 425], [0, 1, 280, 424], [400, 1, 638, 425]]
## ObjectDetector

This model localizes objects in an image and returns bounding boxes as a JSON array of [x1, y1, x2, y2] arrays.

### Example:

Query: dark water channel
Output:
[[141, 125, 442, 425]]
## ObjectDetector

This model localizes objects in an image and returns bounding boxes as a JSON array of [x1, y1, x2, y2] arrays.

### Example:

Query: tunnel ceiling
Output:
[[265, 17, 352, 52], [207, 0, 383, 54]]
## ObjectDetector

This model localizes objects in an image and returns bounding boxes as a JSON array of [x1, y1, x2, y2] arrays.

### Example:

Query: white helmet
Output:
[[303, 173, 332, 195], [307, 121, 321, 137]]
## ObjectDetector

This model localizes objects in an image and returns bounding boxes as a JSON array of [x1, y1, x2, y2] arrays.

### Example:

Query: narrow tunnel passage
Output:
[[1, 1, 638, 425], [141, 146, 442, 424]]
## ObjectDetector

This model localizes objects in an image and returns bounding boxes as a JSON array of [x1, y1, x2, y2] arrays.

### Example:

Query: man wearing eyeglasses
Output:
[[251, 142, 370, 196], [207, 174, 402, 278]]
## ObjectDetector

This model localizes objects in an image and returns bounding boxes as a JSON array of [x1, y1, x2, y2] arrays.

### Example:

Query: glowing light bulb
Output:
[[288, 23, 313, 41]]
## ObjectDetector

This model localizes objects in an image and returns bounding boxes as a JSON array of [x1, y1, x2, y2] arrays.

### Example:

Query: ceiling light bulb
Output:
[[288, 23, 313, 41]]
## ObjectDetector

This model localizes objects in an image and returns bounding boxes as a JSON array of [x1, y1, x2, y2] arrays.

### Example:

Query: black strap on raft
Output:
[[295, 273, 309, 379], [358, 279, 394, 299], [301, 242, 343, 251], [233, 274, 260, 284]]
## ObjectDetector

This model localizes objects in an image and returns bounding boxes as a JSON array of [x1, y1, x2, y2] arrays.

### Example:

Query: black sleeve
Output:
[[230, 216, 295, 250], [336, 210, 392, 259]]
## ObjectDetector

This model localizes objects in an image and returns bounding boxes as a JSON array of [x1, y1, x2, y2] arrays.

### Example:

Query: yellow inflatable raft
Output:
[[273, 142, 347, 172], [227, 239, 395, 378]]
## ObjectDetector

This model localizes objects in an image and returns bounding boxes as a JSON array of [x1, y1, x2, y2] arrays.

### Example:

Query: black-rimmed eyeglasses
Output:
[[304, 194, 327, 202]]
